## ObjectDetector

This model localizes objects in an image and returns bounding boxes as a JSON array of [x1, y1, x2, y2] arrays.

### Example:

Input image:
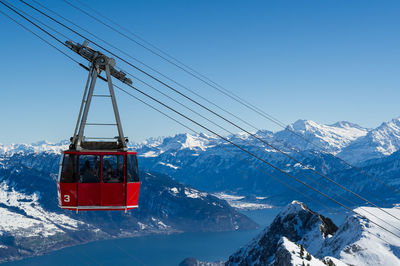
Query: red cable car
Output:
[[58, 150, 140, 211], [58, 40, 140, 212]]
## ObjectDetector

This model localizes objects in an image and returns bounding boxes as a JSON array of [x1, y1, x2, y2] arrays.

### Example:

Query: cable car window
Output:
[[78, 155, 100, 183], [127, 155, 139, 182], [102, 155, 124, 183], [61, 154, 77, 183]]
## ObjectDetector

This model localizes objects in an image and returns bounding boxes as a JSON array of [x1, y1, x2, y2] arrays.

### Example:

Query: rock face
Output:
[[0, 152, 257, 263], [222, 201, 400, 266], [226, 201, 337, 265]]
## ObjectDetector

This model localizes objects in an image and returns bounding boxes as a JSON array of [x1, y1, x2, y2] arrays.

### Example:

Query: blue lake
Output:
[[3, 207, 347, 266], [3, 208, 281, 266]]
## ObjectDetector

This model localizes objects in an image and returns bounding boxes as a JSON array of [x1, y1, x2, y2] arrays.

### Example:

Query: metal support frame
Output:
[[105, 64, 126, 148], [70, 55, 127, 150]]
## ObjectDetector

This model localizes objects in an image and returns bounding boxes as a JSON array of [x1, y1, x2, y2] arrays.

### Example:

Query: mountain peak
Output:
[[378, 117, 400, 131], [329, 121, 365, 130], [338, 116, 400, 162], [226, 201, 337, 265], [290, 119, 317, 132]]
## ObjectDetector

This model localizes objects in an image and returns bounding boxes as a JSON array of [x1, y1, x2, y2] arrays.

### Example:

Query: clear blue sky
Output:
[[1, 0, 400, 144]]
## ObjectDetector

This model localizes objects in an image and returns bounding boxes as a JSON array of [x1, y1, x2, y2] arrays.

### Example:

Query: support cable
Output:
[[4, 0, 70, 41], [0, 9, 77, 64], [15, 0, 400, 222]]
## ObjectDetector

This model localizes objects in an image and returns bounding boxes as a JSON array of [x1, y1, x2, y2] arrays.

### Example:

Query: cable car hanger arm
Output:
[[66, 40, 130, 151], [65, 40, 132, 85]]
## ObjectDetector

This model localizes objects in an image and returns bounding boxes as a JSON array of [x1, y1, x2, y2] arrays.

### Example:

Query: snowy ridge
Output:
[[339, 117, 400, 163], [134, 133, 218, 159], [319, 206, 400, 265], [226, 201, 337, 265], [272, 237, 345, 266], [0, 141, 68, 156]]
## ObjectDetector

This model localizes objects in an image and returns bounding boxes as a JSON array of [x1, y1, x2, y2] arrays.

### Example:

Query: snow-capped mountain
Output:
[[0, 140, 69, 156], [275, 119, 368, 154], [338, 117, 400, 163], [183, 201, 400, 265]]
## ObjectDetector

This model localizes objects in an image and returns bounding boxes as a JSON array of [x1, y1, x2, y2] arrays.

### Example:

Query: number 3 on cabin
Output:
[[64, 194, 70, 203]]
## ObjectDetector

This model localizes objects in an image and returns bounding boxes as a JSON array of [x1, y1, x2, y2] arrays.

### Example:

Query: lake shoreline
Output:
[[2, 207, 284, 266]]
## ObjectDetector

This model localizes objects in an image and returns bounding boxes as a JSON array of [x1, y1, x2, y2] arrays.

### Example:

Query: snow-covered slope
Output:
[[339, 117, 400, 163], [272, 237, 345, 266], [318, 206, 400, 265], [0, 182, 84, 237]]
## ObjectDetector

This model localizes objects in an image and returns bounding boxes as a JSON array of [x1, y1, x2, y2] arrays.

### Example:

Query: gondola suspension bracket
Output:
[[67, 40, 130, 151]]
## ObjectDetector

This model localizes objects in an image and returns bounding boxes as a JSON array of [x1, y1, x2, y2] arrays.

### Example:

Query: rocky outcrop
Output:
[[226, 201, 337, 265]]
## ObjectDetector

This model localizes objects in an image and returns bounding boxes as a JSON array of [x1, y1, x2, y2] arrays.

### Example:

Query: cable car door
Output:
[[59, 153, 78, 207], [126, 154, 140, 208], [78, 154, 101, 207], [101, 154, 125, 206]]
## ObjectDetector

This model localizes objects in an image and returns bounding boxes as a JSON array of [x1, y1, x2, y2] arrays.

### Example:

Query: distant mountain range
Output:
[[181, 201, 400, 265], [131, 117, 400, 164], [2, 117, 400, 206], [131, 117, 400, 206], [3, 117, 400, 163]]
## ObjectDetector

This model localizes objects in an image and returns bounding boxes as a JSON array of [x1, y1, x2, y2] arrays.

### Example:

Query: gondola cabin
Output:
[[58, 150, 140, 211], [57, 40, 141, 212]]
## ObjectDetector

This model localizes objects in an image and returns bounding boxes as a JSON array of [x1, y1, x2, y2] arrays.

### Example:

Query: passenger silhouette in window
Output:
[[79, 155, 100, 183], [102, 155, 124, 183]]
